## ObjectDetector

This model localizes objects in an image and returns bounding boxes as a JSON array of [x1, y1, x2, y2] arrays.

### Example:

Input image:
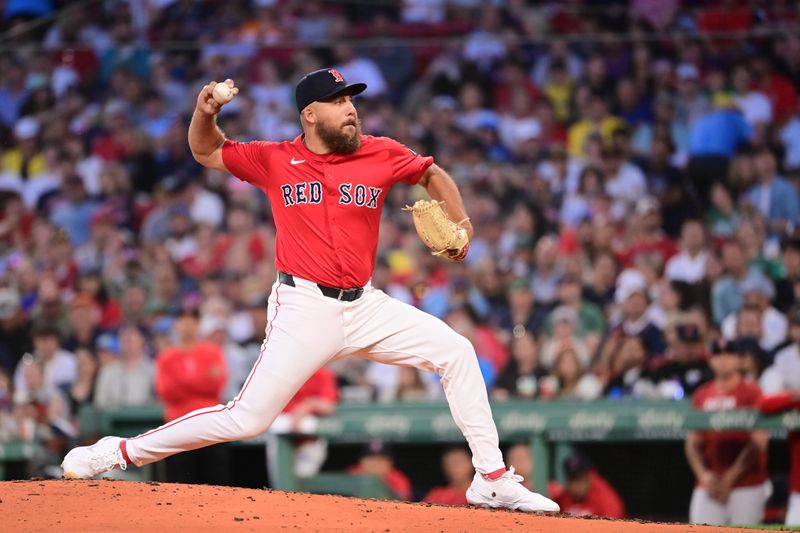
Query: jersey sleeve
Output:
[[221, 139, 276, 186], [383, 137, 434, 185]]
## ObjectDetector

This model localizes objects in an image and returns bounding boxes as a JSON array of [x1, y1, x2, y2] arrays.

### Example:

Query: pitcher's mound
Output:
[[2, 479, 761, 532]]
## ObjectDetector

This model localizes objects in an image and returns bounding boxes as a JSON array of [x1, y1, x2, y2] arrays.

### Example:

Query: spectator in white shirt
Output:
[[332, 45, 388, 98], [721, 275, 788, 351], [94, 326, 155, 408], [665, 219, 709, 283], [13, 325, 76, 398], [732, 65, 772, 142]]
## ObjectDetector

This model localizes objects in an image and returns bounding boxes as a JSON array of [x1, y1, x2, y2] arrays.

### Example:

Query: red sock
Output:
[[119, 439, 132, 464], [482, 467, 506, 481]]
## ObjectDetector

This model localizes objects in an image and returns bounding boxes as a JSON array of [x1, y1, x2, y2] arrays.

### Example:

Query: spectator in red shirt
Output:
[[348, 440, 412, 500], [551, 452, 625, 519], [685, 339, 769, 525], [422, 447, 474, 505], [156, 309, 228, 484]]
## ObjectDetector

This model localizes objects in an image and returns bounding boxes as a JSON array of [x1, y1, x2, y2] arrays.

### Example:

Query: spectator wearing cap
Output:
[[721, 274, 787, 352], [550, 452, 625, 518], [492, 331, 547, 401], [673, 63, 709, 129], [759, 308, 800, 527], [685, 339, 769, 526], [610, 270, 666, 358], [13, 324, 76, 400], [743, 147, 800, 239], [3, 116, 45, 181], [686, 93, 751, 207], [639, 322, 712, 400], [94, 325, 154, 409], [423, 447, 474, 505], [348, 440, 412, 500], [664, 219, 709, 284], [712, 241, 762, 324]]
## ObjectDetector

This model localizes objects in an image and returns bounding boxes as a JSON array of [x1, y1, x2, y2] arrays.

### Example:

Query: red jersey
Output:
[[551, 471, 625, 518], [692, 379, 767, 488], [759, 393, 800, 492], [282, 368, 339, 414], [222, 135, 433, 288], [422, 485, 468, 505], [155, 341, 228, 422]]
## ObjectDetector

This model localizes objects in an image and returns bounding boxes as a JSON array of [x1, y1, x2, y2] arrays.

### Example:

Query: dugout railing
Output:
[[2, 400, 798, 498]]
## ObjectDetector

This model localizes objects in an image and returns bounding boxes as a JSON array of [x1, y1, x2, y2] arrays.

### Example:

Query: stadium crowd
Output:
[[1, 0, 800, 523]]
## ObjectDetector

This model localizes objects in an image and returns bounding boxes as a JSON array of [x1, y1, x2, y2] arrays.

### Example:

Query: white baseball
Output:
[[212, 83, 234, 104]]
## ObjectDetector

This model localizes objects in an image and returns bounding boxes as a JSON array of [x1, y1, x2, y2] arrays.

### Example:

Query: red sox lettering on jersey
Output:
[[222, 134, 432, 288]]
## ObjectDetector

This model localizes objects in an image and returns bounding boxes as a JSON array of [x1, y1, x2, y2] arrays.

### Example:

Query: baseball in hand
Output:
[[212, 83, 234, 104]]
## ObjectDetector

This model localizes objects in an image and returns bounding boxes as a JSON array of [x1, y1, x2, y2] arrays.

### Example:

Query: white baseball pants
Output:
[[689, 483, 769, 525], [125, 275, 505, 474], [787, 492, 800, 526]]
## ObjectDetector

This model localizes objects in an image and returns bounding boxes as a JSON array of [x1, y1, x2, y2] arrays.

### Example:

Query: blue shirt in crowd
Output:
[[688, 109, 752, 158]]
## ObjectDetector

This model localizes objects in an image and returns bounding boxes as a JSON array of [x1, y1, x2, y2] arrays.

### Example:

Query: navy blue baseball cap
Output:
[[295, 68, 367, 113]]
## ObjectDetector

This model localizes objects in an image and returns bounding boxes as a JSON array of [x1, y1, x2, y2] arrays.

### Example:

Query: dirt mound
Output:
[[1, 480, 764, 532]]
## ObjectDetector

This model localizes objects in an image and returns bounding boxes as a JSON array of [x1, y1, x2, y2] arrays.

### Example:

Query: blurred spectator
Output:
[[567, 92, 625, 158], [422, 447, 473, 505], [685, 340, 769, 526], [664, 219, 708, 284], [609, 270, 666, 358], [348, 440, 412, 500], [712, 241, 762, 324], [93, 325, 154, 408], [759, 308, 800, 527], [686, 95, 751, 206], [492, 331, 545, 401], [199, 314, 253, 402], [600, 334, 647, 398], [720, 275, 787, 352], [13, 324, 76, 399], [742, 147, 800, 240], [540, 346, 601, 401], [551, 452, 625, 518], [640, 323, 712, 400], [156, 309, 228, 485]]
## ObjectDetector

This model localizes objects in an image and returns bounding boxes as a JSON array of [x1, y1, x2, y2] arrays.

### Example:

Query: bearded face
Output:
[[315, 114, 362, 154]]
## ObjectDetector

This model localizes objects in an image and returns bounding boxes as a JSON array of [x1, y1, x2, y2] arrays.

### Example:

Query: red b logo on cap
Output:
[[328, 69, 344, 83]]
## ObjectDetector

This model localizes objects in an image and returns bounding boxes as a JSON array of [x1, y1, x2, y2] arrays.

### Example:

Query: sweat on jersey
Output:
[[222, 134, 433, 288]]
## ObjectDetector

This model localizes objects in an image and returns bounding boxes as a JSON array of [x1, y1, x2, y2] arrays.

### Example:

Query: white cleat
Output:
[[61, 436, 127, 479], [466, 466, 560, 513]]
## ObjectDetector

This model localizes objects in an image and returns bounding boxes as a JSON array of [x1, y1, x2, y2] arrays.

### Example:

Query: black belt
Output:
[[278, 271, 365, 302]]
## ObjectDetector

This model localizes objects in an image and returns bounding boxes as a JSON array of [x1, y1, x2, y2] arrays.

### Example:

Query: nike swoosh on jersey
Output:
[[290, 158, 306, 165]]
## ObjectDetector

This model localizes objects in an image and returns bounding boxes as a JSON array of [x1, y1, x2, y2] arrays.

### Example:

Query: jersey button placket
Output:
[[324, 164, 345, 286]]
